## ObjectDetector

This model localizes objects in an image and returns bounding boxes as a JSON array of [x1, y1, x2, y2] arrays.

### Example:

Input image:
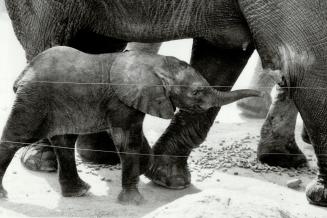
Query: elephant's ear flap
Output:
[[110, 52, 175, 119]]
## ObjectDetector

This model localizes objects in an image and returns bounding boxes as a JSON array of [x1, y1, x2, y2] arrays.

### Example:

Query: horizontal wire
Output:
[[1, 140, 323, 158], [17, 80, 327, 90], [3, 140, 189, 158], [3, 82, 326, 158]]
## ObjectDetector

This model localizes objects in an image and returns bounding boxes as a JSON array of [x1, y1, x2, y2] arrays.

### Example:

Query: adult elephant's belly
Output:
[[92, 0, 253, 49]]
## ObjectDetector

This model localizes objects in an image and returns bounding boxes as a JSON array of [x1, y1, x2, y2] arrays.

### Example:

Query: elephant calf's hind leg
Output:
[[0, 100, 46, 197], [50, 135, 90, 197], [0, 141, 22, 198]]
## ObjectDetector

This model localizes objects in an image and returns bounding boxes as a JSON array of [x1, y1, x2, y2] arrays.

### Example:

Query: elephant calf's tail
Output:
[[13, 65, 31, 93], [13, 81, 19, 93]]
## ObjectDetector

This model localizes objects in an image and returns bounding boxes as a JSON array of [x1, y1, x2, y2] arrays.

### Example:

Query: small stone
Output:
[[234, 172, 239, 176], [287, 172, 295, 177], [216, 179, 220, 182], [105, 178, 112, 182], [287, 179, 302, 189], [100, 177, 106, 181], [12, 171, 17, 174]]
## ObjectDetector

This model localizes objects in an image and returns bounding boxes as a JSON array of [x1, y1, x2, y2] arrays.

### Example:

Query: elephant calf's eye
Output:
[[192, 89, 200, 96]]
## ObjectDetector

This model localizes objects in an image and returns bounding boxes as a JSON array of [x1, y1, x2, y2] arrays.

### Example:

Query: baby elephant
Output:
[[0, 46, 262, 204]]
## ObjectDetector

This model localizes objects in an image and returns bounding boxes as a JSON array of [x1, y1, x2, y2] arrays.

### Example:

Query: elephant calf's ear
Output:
[[110, 52, 175, 119]]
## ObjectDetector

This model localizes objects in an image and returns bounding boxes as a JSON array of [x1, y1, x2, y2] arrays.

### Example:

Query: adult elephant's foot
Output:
[[21, 133, 120, 172], [20, 139, 57, 172], [237, 90, 272, 118], [257, 138, 307, 168], [145, 156, 191, 189], [306, 175, 327, 207], [76, 132, 120, 165]]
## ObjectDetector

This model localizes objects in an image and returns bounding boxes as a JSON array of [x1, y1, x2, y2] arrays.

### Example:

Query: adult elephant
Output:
[[5, 0, 327, 206]]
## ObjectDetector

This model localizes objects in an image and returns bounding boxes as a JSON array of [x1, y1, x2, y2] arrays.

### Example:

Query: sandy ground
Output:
[[1, 11, 327, 217]]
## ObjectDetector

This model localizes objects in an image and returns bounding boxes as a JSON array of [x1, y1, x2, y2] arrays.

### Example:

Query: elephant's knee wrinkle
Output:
[[261, 45, 316, 89], [278, 45, 316, 71]]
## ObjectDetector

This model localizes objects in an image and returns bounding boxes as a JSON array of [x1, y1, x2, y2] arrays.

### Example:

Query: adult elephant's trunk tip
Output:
[[214, 89, 264, 106]]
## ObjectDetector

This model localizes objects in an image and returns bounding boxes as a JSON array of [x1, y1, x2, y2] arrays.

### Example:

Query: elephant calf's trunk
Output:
[[214, 89, 263, 106]]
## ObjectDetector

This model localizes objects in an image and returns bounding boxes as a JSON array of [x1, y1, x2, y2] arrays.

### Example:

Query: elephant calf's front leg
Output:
[[50, 135, 90, 197], [111, 124, 149, 205]]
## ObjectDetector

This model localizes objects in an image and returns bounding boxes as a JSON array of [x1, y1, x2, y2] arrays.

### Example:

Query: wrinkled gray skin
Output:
[[237, 55, 309, 167], [5, 0, 327, 206], [0, 46, 261, 204]]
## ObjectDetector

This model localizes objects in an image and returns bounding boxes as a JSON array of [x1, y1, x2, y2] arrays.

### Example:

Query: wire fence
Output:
[[15, 80, 327, 90], [1, 140, 323, 158], [3, 80, 326, 157]]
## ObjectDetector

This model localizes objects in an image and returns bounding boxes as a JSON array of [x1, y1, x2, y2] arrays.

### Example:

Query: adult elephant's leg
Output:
[[237, 0, 308, 169], [237, 54, 273, 118], [300, 85, 327, 206], [238, 0, 327, 206], [75, 132, 120, 164], [257, 86, 307, 167], [146, 38, 254, 189]]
